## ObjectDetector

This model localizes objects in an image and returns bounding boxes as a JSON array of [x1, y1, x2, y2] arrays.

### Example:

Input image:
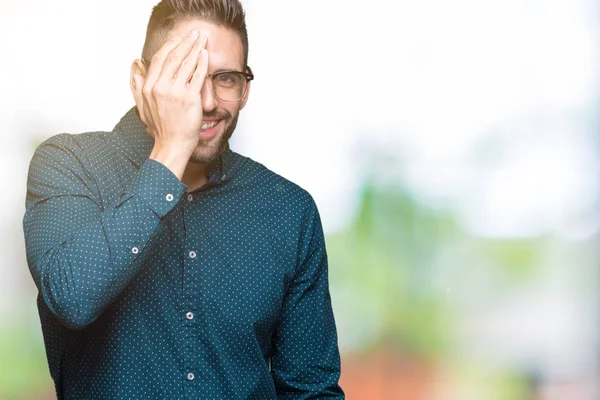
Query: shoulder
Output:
[[33, 131, 112, 161], [27, 131, 113, 189], [26, 132, 113, 207], [232, 151, 317, 212]]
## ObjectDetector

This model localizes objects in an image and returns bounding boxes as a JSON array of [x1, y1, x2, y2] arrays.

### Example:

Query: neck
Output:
[[182, 162, 210, 192]]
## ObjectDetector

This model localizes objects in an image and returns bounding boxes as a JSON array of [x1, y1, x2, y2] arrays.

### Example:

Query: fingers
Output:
[[173, 35, 208, 88], [143, 35, 183, 91], [156, 30, 201, 88], [188, 49, 210, 93]]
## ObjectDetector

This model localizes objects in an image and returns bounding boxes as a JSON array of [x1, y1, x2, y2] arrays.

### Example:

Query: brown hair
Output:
[[142, 0, 248, 66]]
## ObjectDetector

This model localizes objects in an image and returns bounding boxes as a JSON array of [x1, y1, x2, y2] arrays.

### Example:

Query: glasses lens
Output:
[[213, 72, 247, 101]]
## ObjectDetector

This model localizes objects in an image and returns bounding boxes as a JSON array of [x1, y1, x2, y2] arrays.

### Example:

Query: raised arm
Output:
[[24, 136, 186, 330], [23, 29, 211, 330]]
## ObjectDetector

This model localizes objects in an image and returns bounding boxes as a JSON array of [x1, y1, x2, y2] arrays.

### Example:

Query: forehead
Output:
[[170, 19, 244, 70]]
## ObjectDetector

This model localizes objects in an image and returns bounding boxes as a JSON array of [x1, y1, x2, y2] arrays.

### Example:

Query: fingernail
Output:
[[189, 29, 199, 38]]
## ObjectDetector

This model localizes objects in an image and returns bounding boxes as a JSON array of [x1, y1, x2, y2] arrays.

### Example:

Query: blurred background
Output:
[[1, 0, 599, 399]]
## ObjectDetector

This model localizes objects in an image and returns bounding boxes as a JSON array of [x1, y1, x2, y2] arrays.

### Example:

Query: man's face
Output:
[[134, 19, 250, 165]]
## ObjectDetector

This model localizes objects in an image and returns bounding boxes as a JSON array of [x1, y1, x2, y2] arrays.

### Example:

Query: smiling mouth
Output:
[[200, 120, 219, 131]]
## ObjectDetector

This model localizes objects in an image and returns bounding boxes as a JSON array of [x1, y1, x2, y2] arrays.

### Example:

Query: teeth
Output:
[[201, 121, 218, 130]]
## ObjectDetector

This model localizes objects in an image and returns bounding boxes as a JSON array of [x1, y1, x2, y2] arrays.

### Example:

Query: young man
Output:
[[23, 1, 344, 398]]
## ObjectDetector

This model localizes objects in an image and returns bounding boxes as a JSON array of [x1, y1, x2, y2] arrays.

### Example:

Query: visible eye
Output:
[[214, 72, 242, 87]]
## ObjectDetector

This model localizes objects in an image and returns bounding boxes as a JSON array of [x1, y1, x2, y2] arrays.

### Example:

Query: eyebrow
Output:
[[210, 68, 244, 74]]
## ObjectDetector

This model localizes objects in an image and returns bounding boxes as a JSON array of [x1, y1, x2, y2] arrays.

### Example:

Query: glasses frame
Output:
[[207, 67, 254, 102], [141, 59, 254, 102]]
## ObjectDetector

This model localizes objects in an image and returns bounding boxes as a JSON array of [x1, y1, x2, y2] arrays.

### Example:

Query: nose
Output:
[[201, 79, 217, 113]]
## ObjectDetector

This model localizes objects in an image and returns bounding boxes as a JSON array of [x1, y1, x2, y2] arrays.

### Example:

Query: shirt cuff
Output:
[[129, 159, 187, 218]]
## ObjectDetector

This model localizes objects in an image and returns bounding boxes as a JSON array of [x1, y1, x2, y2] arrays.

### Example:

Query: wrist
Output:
[[149, 142, 193, 180]]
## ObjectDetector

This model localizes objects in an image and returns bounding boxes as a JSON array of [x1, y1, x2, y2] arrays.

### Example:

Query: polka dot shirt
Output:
[[23, 107, 344, 399]]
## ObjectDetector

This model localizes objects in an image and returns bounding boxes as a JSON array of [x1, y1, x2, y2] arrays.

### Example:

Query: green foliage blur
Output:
[[0, 321, 52, 400]]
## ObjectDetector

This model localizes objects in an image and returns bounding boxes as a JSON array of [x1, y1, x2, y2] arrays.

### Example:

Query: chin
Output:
[[189, 113, 238, 164], [189, 136, 227, 164], [189, 146, 221, 164]]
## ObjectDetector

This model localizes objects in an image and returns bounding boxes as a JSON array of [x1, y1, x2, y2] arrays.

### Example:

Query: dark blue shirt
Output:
[[23, 108, 343, 399]]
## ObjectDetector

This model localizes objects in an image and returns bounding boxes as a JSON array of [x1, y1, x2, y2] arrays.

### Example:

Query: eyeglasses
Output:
[[206, 68, 254, 102], [141, 59, 254, 102]]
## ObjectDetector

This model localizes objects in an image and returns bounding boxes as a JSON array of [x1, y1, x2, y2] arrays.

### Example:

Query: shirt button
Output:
[[187, 372, 195, 381], [222, 174, 227, 180], [131, 247, 139, 255], [187, 194, 193, 201], [186, 312, 194, 320], [189, 251, 197, 259], [166, 194, 174, 202]]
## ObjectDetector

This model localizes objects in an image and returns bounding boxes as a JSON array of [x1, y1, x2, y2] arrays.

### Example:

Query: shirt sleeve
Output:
[[270, 196, 345, 399], [23, 134, 186, 330]]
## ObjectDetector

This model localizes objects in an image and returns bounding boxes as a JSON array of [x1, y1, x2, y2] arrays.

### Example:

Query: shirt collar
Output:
[[113, 106, 234, 184]]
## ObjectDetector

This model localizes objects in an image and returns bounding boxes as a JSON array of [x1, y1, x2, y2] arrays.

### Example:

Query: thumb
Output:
[[132, 73, 150, 126], [132, 73, 144, 92]]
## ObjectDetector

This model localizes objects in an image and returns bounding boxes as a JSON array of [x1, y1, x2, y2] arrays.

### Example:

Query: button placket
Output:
[[181, 205, 200, 387]]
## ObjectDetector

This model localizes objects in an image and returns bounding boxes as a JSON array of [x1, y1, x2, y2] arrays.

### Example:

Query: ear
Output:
[[239, 80, 251, 111], [130, 59, 147, 111], [239, 66, 252, 111]]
